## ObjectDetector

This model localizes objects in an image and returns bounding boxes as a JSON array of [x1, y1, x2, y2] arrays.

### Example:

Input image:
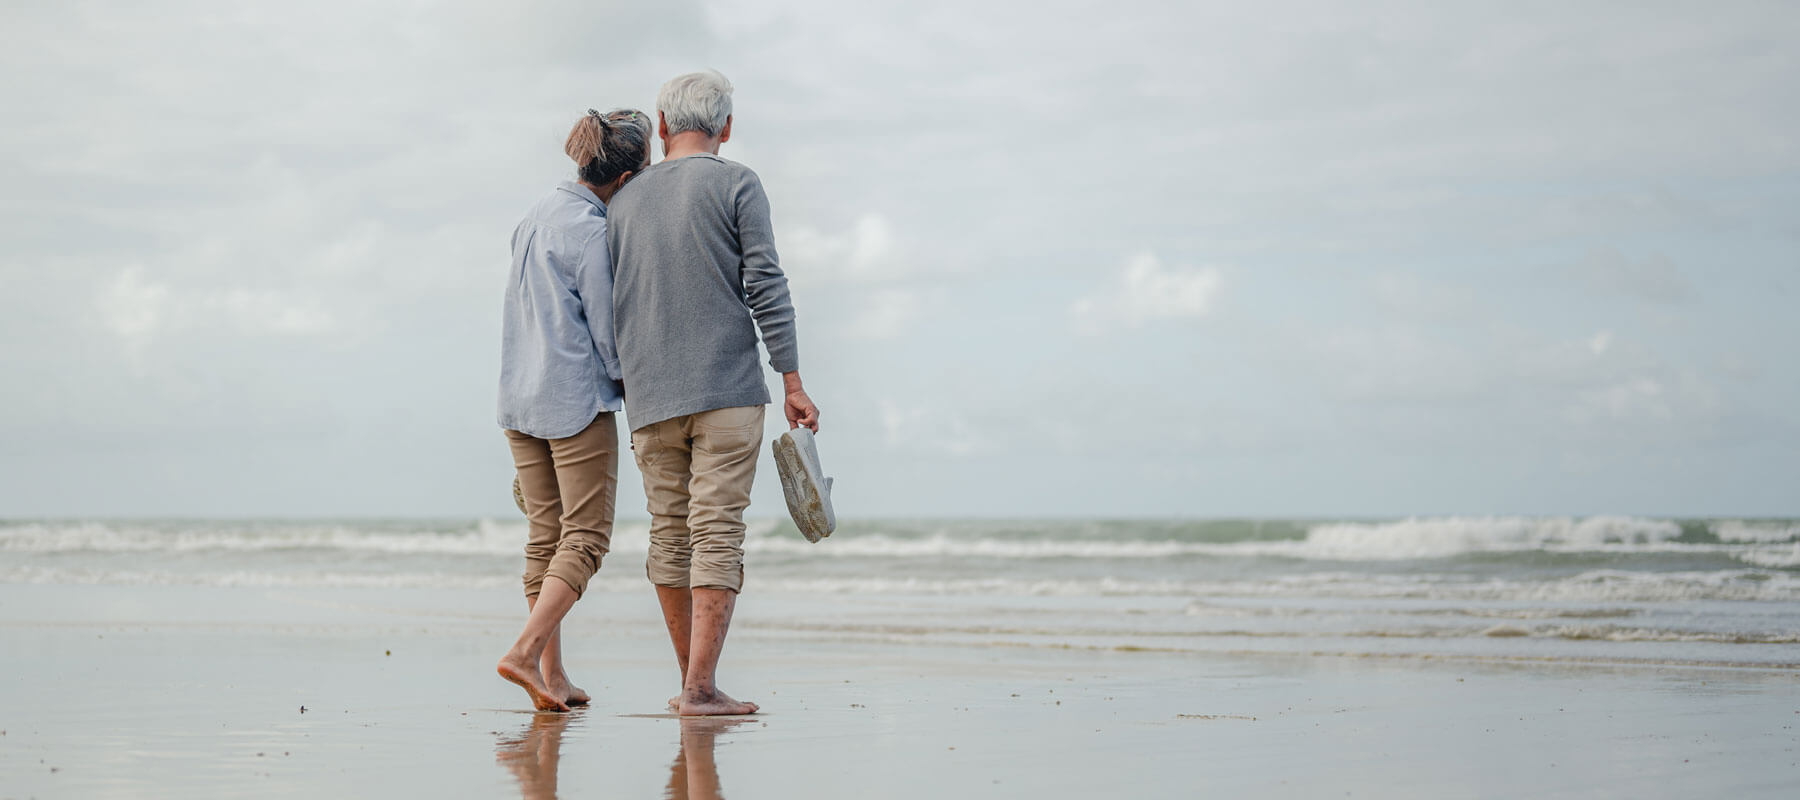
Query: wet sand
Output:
[[2, 583, 1797, 798]]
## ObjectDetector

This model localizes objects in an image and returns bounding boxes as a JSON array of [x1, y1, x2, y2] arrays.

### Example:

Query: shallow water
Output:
[[4, 516, 1798, 666], [2, 584, 1797, 799]]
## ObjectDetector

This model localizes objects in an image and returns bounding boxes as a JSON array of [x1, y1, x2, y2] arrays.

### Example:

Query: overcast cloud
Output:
[[1, 0, 1795, 518]]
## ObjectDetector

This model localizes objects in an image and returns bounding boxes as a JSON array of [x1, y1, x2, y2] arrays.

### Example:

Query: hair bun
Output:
[[565, 112, 607, 165], [565, 106, 649, 184]]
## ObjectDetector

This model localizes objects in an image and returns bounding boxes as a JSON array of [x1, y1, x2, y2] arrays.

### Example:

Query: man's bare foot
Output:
[[678, 688, 759, 717], [497, 655, 569, 712], [680, 716, 751, 735], [668, 695, 681, 712]]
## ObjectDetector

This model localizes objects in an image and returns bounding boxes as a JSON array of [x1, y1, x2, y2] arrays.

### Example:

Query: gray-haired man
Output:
[[608, 69, 820, 716]]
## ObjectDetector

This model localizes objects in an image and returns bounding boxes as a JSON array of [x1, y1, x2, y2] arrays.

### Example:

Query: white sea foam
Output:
[[743, 533, 1224, 559], [1288, 516, 1684, 560], [0, 521, 1260, 560], [1712, 520, 1800, 543], [1537, 624, 1800, 645], [1476, 623, 1800, 644], [8, 565, 1799, 604], [0, 565, 516, 590], [3, 516, 1772, 565], [0, 520, 669, 557], [0, 520, 522, 555], [748, 516, 1699, 561], [1734, 543, 1800, 568]]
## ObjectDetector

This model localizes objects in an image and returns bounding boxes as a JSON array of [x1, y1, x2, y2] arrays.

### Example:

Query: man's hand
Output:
[[785, 389, 819, 431], [781, 371, 820, 431]]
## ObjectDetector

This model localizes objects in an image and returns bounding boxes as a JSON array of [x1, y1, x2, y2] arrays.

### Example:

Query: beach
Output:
[[3, 518, 1799, 798], [6, 1, 1798, 796]]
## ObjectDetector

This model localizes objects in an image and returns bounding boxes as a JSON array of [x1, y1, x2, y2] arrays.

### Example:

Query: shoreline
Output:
[[5, 582, 1798, 670], [4, 582, 1798, 798]]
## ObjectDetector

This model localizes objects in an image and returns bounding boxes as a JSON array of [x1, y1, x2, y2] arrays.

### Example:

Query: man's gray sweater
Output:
[[607, 154, 798, 432]]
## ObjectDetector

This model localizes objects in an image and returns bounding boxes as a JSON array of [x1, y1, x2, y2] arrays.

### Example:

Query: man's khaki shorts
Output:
[[630, 405, 764, 592]]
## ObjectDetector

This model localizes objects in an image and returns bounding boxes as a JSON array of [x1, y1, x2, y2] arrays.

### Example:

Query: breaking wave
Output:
[[1286, 516, 1683, 559], [4, 516, 1796, 569], [7, 565, 1799, 603], [1711, 520, 1800, 544]]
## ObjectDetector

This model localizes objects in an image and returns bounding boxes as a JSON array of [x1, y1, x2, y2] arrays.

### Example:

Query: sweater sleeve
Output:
[[735, 169, 799, 374], [577, 225, 622, 382]]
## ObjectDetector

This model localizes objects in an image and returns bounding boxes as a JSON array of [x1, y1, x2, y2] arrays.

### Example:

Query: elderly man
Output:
[[608, 69, 820, 716]]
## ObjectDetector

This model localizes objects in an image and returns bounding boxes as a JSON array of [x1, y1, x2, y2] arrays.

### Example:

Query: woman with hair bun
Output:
[[494, 108, 652, 712]]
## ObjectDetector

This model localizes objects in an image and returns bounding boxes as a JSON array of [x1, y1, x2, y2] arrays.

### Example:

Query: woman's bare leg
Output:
[[498, 578, 579, 712], [527, 595, 589, 706]]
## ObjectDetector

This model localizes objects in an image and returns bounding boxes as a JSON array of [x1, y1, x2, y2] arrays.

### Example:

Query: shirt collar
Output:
[[556, 180, 606, 215]]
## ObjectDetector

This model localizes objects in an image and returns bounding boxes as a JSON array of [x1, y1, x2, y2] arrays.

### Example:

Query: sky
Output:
[[1, 0, 1796, 519]]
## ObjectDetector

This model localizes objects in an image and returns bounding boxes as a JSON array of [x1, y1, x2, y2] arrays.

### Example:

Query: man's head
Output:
[[656, 69, 734, 154]]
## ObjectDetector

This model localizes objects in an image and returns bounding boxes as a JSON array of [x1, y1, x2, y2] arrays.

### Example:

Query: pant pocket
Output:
[[629, 427, 660, 470], [693, 406, 763, 455]]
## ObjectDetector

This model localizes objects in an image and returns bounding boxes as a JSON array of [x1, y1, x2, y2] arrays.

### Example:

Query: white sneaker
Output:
[[772, 427, 836, 543]]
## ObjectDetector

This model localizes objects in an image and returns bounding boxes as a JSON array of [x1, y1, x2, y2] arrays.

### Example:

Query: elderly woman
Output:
[[494, 108, 651, 712]]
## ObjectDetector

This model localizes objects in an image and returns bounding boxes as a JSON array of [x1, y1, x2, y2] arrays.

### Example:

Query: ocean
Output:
[[5, 516, 1799, 668]]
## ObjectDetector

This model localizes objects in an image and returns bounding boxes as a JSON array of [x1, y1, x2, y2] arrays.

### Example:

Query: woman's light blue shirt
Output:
[[496, 181, 625, 439]]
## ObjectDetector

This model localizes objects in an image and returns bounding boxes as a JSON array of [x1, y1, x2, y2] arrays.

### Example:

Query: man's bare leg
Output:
[[656, 585, 693, 710], [498, 578, 579, 712], [663, 727, 692, 799], [527, 595, 589, 707], [671, 718, 743, 798], [678, 587, 758, 716]]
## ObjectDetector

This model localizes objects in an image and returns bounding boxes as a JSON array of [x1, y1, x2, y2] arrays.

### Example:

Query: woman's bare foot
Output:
[[544, 673, 590, 707], [497, 654, 569, 712], [678, 688, 759, 717]]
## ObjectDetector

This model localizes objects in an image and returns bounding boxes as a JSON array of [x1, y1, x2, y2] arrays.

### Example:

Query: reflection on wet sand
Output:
[[666, 718, 748, 800], [496, 711, 576, 800], [495, 712, 745, 800]]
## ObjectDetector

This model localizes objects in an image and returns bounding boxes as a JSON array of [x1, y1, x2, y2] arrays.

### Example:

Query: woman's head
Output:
[[564, 108, 652, 189]]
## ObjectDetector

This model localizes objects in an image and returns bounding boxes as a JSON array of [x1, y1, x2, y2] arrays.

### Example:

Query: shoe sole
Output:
[[772, 428, 835, 543]]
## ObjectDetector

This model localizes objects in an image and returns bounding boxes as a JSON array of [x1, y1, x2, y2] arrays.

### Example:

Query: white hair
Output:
[[657, 70, 734, 138]]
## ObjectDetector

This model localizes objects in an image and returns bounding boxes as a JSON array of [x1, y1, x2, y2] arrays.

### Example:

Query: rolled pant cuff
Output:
[[646, 561, 691, 589], [545, 559, 599, 599], [523, 559, 551, 598], [644, 568, 742, 593], [692, 580, 742, 593]]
